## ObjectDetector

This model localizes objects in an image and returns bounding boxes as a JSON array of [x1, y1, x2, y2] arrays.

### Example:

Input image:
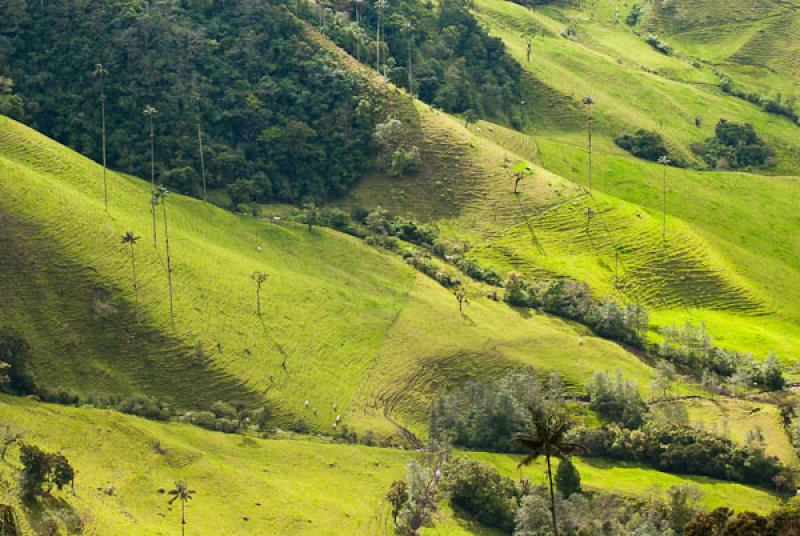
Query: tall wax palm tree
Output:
[[658, 155, 671, 242], [92, 63, 109, 209], [354, 0, 365, 62], [581, 95, 594, 193], [513, 405, 587, 536], [155, 186, 175, 329], [404, 21, 414, 96], [375, 0, 387, 73], [167, 480, 196, 536], [251, 271, 268, 316], [120, 231, 141, 317], [143, 105, 158, 245]]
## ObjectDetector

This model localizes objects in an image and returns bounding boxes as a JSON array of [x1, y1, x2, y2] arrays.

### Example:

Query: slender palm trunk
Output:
[[376, 10, 382, 72], [546, 454, 559, 536], [256, 285, 261, 316], [197, 118, 207, 202], [162, 201, 175, 330], [129, 243, 139, 317], [101, 96, 108, 210], [662, 167, 667, 242], [587, 107, 593, 193], [181, 499, 185, 536], [149, 117, 157, 246], [407, 37, 414, 96]]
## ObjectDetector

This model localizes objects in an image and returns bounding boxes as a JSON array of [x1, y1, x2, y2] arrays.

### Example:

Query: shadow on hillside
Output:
[[21, 493, 83, 534]]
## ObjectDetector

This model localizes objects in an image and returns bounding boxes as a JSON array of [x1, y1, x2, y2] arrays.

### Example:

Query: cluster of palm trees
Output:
[[92, 63, 205, 330]]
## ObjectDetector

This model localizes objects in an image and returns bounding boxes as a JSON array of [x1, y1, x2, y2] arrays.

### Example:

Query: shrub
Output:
[[645, 34, 673, 55], [19, 444, 74, 500], [573, 421, 789, 488], [697, 119, 773, 169], [626, 4, 643, 26], [445, 458, 518, 531], [0, 327, 35, 394], [210, 400, 238, 420], [614, 130, 675, 163], [390, 146, 422, 176], [587, 371, 648, 429], [555, 457, 581, 498], [430, 370, 541, 451]]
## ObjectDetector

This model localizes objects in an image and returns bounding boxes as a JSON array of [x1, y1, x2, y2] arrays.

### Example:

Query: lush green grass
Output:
[[0, 115, 664, 437], [0, 395, 784, 535], [470, 452, 783, 515], [652, 398, 797, 465]]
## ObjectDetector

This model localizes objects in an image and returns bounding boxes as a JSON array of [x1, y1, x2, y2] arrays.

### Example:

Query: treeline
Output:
[[0, 0, 385, 203], [428, 369, 793, 489], [658, 322, 785, 391], [320, 0, 526, 127]]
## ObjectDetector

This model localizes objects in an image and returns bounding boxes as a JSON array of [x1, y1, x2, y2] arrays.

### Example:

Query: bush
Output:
[[626, 4, 643, 26], [555, 457, 581, 498], [430, 370, 541, 451], [587, 372, 648, 429], [645, 34, 673, 55], [573, 421, 789, 488], [614, 130, 675, 164], [696, 119, 773, 169], [0, 327, 35, 394], [19, 444, 74, 500], [445, 458, 518, 531], [390, 146, 422, 176]]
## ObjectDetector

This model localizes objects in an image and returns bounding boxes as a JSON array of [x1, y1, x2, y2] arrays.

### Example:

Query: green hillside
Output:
[[0, 395, 783, 534], [0, 114, 659, 436]]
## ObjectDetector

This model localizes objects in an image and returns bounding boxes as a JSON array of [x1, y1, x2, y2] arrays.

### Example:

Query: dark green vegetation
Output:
[[694, 119, 774, 170], [614, 129, 676, 165], [322, 0, 526, 126], [0, 0, 382, 203]]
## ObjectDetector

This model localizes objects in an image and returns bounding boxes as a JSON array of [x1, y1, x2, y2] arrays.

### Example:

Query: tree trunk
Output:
[[546, 454, 559, 536], [587, 108, 593, 193], [181, 499, 186, 536], [101, 96, 108, 209], [197, 119, 207, 202], [256, 286, 261, 316], [130, 244, 139, 318], [162, 202, 175, 330]]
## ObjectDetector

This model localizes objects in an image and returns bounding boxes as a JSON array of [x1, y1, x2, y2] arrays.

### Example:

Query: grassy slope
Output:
[[438, 0, 800, 362], [0, 396, 782, 535], [0, 115, 662, 436]]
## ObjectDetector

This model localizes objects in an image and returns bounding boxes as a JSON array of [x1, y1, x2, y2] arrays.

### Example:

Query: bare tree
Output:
[[120, 231, 141, 317], [251, 271, 269, 316], [581, 95, 594, 193], [92, 63, 109, 210]]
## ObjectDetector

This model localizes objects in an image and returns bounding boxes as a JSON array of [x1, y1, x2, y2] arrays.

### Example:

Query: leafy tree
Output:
[[454, 286, 468, 314], [0, 77, 24, 120], [587, 371, 648, 429], [167, 480, 196, 536], [0, 327, 34, 394], [120, 232, 141, 316], [19, 444, 74, 501], [444, 458, 518, 531], [554, 457, 581, 498], [513, 405, 587, 536], [614, 130, 673, 163], [3, 2, 382, 204]]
